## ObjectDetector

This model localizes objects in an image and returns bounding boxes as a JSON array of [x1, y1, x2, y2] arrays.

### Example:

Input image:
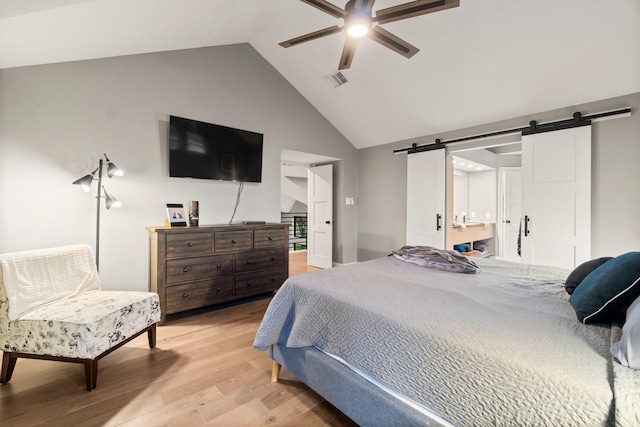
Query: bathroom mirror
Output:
[[452, 156, 496, 224]]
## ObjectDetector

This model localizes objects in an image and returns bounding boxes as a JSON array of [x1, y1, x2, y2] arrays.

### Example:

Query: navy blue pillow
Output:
[[570, 252, 640, 324]]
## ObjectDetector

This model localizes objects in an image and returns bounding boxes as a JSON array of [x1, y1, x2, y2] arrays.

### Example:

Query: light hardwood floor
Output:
[[0, 252, 355, 427]]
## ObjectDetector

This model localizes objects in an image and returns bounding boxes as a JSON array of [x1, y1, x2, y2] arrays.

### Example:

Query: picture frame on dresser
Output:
[[166, 203, 187, 227]]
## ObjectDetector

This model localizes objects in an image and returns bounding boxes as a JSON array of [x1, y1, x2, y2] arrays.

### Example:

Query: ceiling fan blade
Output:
[[338, 36, 360, 70], [368, 25, 419, 58], [301, 0, 348, 19], [280, 25, 343, 48], [373, 0, 459, 25]]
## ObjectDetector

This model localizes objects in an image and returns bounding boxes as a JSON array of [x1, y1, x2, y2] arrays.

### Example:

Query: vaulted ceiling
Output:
[[1, 0, 639, 149]]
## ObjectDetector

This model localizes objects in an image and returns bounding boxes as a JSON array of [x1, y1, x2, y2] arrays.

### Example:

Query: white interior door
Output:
[[308, 164, 333, 269], [521, 126, 591, 269], [499, 168, 522, 262], [406, 149, 446, 249]]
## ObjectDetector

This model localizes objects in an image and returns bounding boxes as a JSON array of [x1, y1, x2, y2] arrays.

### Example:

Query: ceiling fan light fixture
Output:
[[347, 20, 369, 38], [346, 11, 370, 38]]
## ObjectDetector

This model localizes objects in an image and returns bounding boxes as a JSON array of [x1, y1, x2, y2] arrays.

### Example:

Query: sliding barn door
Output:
[[406, 149, 446, 249], [521, 125, 591, 269]]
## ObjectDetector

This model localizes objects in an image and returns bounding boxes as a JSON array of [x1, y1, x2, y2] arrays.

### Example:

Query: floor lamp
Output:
[[72, 154, 122, 271]]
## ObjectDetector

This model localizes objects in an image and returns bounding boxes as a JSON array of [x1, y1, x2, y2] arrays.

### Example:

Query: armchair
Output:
[[0, 244, 160, 391]]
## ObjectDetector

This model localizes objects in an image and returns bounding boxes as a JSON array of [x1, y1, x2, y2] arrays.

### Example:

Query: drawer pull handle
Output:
[[187, 242, 193, 247], [268, 236, 273, 241], [271, 256, 276, 261], [182, 293, 188, 298], [216, 264, 222, 269], [246, 260, 252, 264], [183, 267, 189, 273], [271, 277, 276, 281], [231, 239, 237, 244], [247, 282, 253, 287], [216, 287, 221, 292]]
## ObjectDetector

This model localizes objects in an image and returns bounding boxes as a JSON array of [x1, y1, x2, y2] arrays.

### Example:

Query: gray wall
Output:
[[358, 92, 640, 261], [0, 44, 358, 291]]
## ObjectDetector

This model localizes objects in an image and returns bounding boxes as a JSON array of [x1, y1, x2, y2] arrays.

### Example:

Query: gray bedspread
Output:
[[254, 256, 640, 427]]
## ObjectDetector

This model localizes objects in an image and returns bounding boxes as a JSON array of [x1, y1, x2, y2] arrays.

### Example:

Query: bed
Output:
[[253, 251, 640, 426]]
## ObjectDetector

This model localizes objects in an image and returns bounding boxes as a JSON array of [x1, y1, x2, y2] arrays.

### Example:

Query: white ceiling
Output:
[[1, 0, 639, 149]]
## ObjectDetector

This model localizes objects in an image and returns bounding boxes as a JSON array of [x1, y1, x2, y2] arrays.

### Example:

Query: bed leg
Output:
[[271, 361, 281, 383]]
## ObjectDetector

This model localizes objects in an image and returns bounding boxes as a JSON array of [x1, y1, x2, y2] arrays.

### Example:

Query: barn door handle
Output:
[[524, 215, 530, 236], [436, 214, 442, 231]]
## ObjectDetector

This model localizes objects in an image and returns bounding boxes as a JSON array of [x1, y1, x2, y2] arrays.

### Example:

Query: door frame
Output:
[[446, 140, 521, 254], [280, 150, 340, 269]]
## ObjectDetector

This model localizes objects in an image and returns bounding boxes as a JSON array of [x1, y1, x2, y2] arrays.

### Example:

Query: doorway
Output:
[[281, 150, 339, 269], [448, 142, 522, 258], [498, 167, 522, 262]]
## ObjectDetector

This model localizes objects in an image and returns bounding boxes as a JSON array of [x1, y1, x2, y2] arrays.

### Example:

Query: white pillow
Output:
[[611, 295, 640, 369]]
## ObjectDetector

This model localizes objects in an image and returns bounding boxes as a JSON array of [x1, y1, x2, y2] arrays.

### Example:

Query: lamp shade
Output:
[[107, 162, 123, 178], [103, 187, 121, 209], [72, 171, 96, 192], [104, 154, 123, 178]]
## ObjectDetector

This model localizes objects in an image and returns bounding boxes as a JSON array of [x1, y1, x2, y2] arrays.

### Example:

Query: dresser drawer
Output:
[[166, 254, 232, 284], [166, 233, 212, 258], [234, 268, 287, 297], [254, 228, 287, 249], [165, 278, 234, 313], [234, 249, 286, 273], [214, 230, 252, 252]]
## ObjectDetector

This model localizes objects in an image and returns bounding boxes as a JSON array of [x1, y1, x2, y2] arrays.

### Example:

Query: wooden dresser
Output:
[[147, 223, 289, 324]]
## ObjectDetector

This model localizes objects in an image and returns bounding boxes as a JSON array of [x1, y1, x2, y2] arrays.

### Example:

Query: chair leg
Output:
[[84, 359, 98, 391], [147, 324, 157, 349], [1, 352, 18, 384]]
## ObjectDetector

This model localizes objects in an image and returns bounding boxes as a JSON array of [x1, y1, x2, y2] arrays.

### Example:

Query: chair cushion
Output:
[[2, 291, 160, 359]]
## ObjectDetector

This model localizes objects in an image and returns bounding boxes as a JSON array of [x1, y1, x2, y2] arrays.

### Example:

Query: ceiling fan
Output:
[[279, 0, 460, 70]]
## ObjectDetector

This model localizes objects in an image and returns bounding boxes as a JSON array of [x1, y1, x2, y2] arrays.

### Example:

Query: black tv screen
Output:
[[169, 115, 263, 182]]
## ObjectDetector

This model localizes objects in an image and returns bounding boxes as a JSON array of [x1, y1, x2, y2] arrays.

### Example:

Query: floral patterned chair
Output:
[[0, 244, 160, 391]]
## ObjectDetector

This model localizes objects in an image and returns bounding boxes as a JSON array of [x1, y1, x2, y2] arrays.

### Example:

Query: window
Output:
[[294, 216, 307, 238]]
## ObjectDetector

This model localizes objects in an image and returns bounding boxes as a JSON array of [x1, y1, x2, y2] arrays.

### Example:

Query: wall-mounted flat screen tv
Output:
[[169, 115, 263, 183]]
